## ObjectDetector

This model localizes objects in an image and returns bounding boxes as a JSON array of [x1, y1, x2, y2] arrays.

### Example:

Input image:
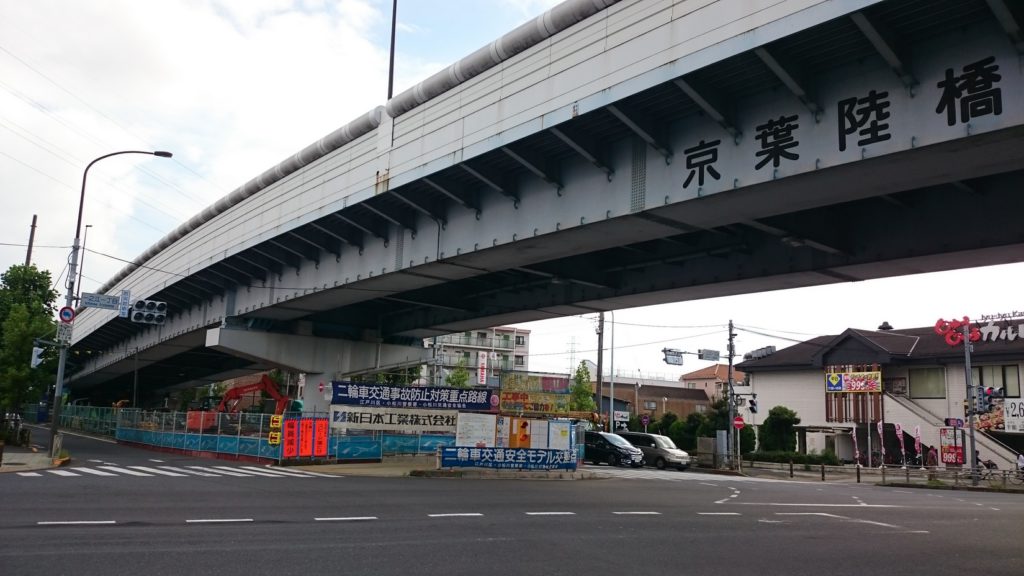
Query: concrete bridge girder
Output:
[[205, 327, 431, 412]]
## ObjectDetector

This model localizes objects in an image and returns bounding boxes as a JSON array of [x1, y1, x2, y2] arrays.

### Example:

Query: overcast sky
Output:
[[1, 0, 1020, 381]]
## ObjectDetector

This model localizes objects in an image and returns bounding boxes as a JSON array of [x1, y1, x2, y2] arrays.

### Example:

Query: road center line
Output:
[[737, 502, 902, 508], [525, 512, 576, 516], [428, 513, 484, 518], [612, 511, 661, 515], [699, 512, 741, 516], [315, 517, 377, 522], [186, 518, 254, 524], [38, 520, 116, 525]]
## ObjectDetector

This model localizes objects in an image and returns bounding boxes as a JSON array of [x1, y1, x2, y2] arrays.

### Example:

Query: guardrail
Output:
[[742, 458, 1024, 490]]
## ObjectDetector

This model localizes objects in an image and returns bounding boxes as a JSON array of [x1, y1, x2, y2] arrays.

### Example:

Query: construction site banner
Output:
[[331, 382, 496, 411], [440, 446, 577, 470], [499, 391, 571, 414], [330, 405, 458, 433], [499, 372, 571, 394]]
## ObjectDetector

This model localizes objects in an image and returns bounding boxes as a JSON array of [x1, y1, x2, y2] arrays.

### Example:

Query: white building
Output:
[[430, 327, 530, 387], [737, 322, 1023, 468]]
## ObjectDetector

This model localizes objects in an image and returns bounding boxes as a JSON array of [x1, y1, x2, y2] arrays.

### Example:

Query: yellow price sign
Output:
[[270, 415, 283, 429], [268, 431, 282, 445]]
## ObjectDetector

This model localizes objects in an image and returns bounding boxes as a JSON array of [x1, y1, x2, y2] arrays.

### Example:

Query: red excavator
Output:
[[185, 375, 292, 432]]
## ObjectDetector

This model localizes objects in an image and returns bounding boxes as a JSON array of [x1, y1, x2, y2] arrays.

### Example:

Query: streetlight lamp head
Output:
[[153, 151, 173, 158]]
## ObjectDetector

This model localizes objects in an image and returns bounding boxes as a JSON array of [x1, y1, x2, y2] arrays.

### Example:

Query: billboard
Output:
[[440, 446, 578, 470], [499, 372, 571, 393], [330, 406, 458, 433], [499, 391, 571, 414], [331, 382, 496, 411], [825, 371, 882, 393], [939, 427, 966, 465]]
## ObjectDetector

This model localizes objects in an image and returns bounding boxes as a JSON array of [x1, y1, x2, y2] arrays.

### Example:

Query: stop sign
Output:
[[733, 416, 745, 429]]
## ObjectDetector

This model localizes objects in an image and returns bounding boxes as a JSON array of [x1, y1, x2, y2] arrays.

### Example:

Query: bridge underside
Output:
[[69, 0, 1024, 402]]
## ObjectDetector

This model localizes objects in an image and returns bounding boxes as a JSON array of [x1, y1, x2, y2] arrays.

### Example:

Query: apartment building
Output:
[[430, 327, 530, 387]]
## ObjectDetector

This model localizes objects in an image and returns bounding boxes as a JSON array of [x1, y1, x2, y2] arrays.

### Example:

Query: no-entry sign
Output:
[[733, 416, 745, 429]]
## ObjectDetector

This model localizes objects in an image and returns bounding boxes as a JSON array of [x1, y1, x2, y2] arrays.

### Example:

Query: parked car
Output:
[[584, 431, 644, 467], [617, 431, 691, 470]]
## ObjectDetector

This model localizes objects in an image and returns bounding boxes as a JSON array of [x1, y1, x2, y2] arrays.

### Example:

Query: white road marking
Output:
[[714, 497, 732, 504], [775, 512, 922, 532], [127, 466, 189, 477], [315, 516, 377, 521], [287, 469, 339, 478], [612, 511, 661, 515], [159, 466, 220, 477], [70, 467, 118, 477], [525, 512, 576, 516], [428, 513, 484, 518], [990, 507, 1000, 511], [96, 466, 152, 477], [149, 459, 165, 463], [736, 502, 901, 508], [212, 466, 281, 477], [87, 459, 105, 463], [47, 470, 81, 477], [16, 472, 42, 477], [37, 520, 116, 525], [700, 482, 718, 487], [186, 518, 254, 524], [699, 512, 740, 516], [188, 466, 251, 477], [241, 466, 315, 478]]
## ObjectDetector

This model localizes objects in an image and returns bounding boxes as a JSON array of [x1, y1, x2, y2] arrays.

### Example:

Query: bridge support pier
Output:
[[206, 327, 430, 413]]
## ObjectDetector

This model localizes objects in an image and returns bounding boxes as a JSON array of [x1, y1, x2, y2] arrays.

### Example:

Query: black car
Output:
[[584, 431, 644, 467]]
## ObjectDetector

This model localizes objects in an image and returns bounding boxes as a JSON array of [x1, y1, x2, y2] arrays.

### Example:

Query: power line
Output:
[[528, 329, 727, 357]]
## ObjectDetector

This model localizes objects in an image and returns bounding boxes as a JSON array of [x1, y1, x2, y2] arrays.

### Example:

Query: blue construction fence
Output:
[[115, 409, 455, 462]]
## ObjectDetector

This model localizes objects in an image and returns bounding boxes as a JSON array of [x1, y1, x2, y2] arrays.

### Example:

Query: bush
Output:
[[747, 450, 840, 466]]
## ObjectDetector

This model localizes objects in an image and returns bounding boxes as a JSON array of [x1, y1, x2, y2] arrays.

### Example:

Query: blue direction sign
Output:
[[81, 292, 120, 310]]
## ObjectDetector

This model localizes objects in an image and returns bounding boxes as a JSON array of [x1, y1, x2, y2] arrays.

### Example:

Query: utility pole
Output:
[[25, 214, 37, 266], [727, 319, 736, 469], [596, 313, 604, 424]]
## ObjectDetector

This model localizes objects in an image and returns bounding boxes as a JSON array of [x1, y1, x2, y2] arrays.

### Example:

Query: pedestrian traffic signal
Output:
[[130, 300, 167, 325]]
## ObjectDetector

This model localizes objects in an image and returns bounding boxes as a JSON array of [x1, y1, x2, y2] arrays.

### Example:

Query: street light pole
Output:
[[49, 150, 172, 458], [74, 224, 92, 303]]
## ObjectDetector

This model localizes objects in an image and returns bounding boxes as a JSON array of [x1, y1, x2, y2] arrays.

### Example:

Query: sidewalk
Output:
[[0, 444, 56, 473]]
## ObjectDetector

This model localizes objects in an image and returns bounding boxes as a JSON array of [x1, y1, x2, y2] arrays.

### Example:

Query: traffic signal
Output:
[[30, 346, 44, 368], [748, 396, 758, 414], [982, 386, 996, 412], [130, 300, 167, 325]]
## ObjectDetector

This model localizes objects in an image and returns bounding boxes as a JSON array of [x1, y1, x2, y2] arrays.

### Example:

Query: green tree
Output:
[[446, 358, 470, 388], [0, 265, 59, 409], [760, 405, 800, 452], [655, 411, 678, 435], [0, 303, 56, 407], [670, 411, 707, 450], [569, 361, 596, 412]]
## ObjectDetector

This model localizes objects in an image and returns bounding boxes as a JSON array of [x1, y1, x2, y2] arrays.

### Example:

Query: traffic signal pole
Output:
[[963, 323, 979, 486], [727, 319, 736, 469]]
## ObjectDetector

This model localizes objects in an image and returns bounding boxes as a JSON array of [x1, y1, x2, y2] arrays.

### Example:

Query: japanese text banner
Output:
[[330, 405, 458, 433], [331, 382, 496, 411]]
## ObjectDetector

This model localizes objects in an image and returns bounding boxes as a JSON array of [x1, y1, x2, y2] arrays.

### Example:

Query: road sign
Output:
[[81, 292, 120, 310], [944, 417, 964, 428], [58, 306, 75, 323], [641, 414, 650, 426], [733, 416, 745, 429], [118, 289, 131, 318], [56, 323, 73, 344]]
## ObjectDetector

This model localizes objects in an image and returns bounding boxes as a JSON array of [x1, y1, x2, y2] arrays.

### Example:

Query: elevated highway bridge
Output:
[[67, 0, 1024, 411]]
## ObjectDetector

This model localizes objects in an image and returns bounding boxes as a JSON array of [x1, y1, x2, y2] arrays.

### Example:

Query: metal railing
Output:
[[59, 405, 119, 437]]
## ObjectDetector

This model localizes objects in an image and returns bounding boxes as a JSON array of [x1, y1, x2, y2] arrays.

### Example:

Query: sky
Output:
[[1, 0, 1021, 382]]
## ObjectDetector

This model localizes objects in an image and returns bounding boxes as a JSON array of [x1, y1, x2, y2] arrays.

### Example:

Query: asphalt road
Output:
[[1, 434, 1022, 576]]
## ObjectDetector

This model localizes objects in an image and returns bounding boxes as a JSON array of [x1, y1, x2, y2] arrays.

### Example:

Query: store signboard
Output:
[[939, 427, 965, 465], [825, 371, 882, 393]]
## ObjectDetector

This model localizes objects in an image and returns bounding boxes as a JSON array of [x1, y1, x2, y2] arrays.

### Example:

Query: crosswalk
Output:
[[16, 463, 340, 480]]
